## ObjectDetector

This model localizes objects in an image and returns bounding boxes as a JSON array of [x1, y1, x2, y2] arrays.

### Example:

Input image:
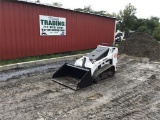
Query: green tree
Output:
[[117, 3, 137, 37], [83, 6, 93, 13], [136, 25, 150, 33], [153, 24, 160, 41], [52, 2, 62, 7], [133, 18, 147, 30], [94, 10, 107, 16], [36, 0, 40, 3], [74, 6, 93, 13], [146, 16, 159, 34], [74, 8, 84, 12], [133, 16, 160, 40], [74, 6, 114, 17]]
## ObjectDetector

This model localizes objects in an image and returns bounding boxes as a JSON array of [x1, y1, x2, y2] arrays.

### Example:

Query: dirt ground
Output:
[[0, 54, 160, 120]]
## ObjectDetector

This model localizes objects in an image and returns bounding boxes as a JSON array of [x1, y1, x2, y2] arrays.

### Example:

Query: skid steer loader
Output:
[[52, 45, 118, 90]]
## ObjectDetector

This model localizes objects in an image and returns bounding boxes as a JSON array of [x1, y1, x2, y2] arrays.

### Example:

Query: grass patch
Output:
[[0, 49, 93, 66]]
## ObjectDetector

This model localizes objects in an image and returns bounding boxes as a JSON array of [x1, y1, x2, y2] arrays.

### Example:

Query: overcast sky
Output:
[[32, 0, 159, 19]]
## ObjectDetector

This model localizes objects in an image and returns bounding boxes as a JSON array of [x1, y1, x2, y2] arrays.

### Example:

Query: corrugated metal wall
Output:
[[0, 1, 116, 60]]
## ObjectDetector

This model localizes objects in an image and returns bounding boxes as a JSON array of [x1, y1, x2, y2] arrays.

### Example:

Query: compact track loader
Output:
[[52, 45, 118, 90]]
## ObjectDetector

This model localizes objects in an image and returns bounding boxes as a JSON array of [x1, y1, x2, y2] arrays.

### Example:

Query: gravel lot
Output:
[[0, 54, 160, 120]]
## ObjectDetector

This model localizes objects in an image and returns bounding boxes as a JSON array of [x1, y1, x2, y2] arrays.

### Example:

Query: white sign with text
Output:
[[40, 15, 66, 36]]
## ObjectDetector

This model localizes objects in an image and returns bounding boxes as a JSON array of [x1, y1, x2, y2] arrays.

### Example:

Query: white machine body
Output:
[[74, 45, 118, 76]]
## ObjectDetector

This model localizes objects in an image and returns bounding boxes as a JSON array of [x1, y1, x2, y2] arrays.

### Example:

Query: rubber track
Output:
[[92, 64, 114, 81]]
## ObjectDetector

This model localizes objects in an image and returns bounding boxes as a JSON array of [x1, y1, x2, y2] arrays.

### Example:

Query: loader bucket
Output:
[[52, 63, 93, 90]]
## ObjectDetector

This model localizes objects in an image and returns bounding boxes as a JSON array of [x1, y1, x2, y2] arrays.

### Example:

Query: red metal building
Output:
[[0, 1, 116, 60]]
